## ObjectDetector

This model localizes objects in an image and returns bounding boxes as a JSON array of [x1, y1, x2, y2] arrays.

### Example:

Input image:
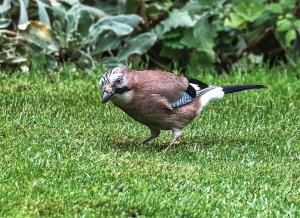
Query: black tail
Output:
[[222, 84, 266, 94]]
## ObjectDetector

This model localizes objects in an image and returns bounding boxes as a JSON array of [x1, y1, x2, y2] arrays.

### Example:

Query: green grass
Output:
[[0, 66, 299, 217]]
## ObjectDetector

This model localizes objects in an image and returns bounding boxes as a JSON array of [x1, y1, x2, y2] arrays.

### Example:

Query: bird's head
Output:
[[99, 66, 131, 104]]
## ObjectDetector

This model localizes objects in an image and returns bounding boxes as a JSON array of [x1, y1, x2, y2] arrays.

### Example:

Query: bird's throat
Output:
[[111, 88, 133, 106]]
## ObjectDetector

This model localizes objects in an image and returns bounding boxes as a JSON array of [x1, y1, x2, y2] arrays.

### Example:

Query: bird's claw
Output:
[[162, 141, 180, 152]]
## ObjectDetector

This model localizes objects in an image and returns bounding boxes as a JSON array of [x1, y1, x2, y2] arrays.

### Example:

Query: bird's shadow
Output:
[[107, 132, 250, 154]]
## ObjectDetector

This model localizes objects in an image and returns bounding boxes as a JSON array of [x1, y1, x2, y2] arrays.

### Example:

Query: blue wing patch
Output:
[[171, 80, 211, 109], [171, 92, 193, 109]]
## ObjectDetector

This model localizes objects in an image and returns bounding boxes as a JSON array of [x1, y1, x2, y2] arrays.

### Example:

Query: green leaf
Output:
[[276, 19, 292, 32], [182, 1, 206, 13], [280, 0, 296, 10], [117, 33, 157, 61], [147, 2, 166, 19], [77, 9, 94, 37], [19, 21, 58, 52], [193, 18, 217, 53], [294, 20, 300, 29], [76, 50, 94, 69], [106, 15, 143, 28], [59, 0, 79, 6], [153, 25, 164, 39], [185, 0, 219, 9], [0, 0, 11, 13], [160, 9, 195, 34], [164, 39, 185, 49], [51, 3, 67, 28], [91, 33, 121, 55], [285, 29, 296, 47], [187, 51, 215, 74], [89, 15, 142, 40], [285, 13, 294, 19], [0, 51, 27, 64], [65, 4, 94, 37], [52, 20, 65, 42], [265, 4, 283, 14], [79, 5, 106, 19], [18, 0, 29, 29], [124, 0, 139, 14], [233, 2, 264, 22], [164, 30, 182, 39], [36, 0, 50, 25], [254, 11, 272, 26], [89, 19, 133, 39], [181, 18, 217, 54], [180, 28, 196, 48], [0, 18, 11, 29], [224, 13, 247, 29], [160, 45, 182, 59]]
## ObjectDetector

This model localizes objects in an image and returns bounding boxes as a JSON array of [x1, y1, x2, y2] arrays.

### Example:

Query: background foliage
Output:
[[1, 0, 300, 73]]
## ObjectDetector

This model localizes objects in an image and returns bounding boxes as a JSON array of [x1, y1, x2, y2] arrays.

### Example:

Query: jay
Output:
[[100, 66, 265, 151]]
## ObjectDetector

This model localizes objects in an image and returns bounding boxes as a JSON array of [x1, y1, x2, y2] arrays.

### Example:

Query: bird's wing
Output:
[[130, 70, 216, 109], [141, 94, 173, 110], [170, 78, 217, 109], [130, 70, 189, 103]]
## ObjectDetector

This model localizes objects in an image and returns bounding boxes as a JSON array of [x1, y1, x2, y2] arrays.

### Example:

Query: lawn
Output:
[[0, 66, 299, 217]]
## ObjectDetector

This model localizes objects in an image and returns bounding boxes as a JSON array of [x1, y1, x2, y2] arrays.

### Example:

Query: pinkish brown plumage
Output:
[[99, 66, 266, 151]]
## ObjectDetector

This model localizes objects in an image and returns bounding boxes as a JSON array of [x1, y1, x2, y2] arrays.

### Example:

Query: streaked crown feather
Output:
[[99, 66, 127, 88]]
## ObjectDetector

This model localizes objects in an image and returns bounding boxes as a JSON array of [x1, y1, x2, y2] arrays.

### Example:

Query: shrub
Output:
[[152, 0, 300, 73], [0, 0, 156, 70], [1, 0, 299, 73]]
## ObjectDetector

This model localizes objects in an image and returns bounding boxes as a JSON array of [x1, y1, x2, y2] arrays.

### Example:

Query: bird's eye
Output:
[[115, 78, 123, 85]]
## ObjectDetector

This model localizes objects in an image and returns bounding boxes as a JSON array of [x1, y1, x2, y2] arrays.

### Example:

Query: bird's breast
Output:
[[114, 95, 202, 130]]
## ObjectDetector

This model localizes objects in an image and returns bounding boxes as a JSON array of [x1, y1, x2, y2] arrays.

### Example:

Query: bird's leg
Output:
[[163, 129, 183, 152], [138, 128, 160, 145]]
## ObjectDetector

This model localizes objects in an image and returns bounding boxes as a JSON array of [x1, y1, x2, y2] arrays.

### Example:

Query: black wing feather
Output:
[[188, 78, 209, 89], [171, 78, 211, 109]]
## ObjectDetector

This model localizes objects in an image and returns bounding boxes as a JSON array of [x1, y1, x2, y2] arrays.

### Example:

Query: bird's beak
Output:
[[102, 91, 114, 103]]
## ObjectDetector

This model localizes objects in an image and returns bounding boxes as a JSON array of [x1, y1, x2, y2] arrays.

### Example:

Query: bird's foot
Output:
[[137, 139, 146, 145], [162, 146, 171, 152], [162, 141, 180, 152], [138, 129, 160, 145], [162, 129, 183, 152], [138, 136, 153, 145]]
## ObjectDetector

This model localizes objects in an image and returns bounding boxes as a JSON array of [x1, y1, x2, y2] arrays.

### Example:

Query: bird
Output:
[[99, 66, 266, 151]]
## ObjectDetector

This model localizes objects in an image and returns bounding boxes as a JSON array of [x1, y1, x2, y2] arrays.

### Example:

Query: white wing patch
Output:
[[197, 87, 224, 114], [190, 83, 216, 99], [189, 83, 200, 92], [171, 82, 220, 109]]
